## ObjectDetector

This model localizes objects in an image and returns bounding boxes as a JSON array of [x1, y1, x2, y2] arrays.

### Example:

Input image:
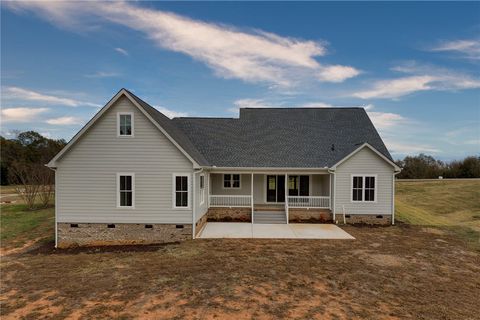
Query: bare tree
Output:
[[37, 166, 55, 208], [8, 161, 41, 210]]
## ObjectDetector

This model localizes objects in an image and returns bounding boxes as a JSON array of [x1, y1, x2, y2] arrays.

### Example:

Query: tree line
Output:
[[395, 154, 480, 179], [1, 131, 67, 209]]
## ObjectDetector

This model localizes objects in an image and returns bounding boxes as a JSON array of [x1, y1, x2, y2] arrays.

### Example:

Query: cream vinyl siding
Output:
[[334, 147, 394, 215], [56, 96, 194, 224]]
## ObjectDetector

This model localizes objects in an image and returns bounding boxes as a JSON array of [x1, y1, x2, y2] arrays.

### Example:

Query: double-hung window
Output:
[[352, 175, 376, 202], [174, 174, 189, 208], [117, 173, 134, 207], [118, 112, 133, 136], [223, 174, 240, 189], [200, 174, 205, 205]]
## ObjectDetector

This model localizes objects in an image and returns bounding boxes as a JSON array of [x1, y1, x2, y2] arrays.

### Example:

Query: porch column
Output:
[[251, 173, 254, 224], [328, 173, 332, 210], [285, 173, 289, 224]]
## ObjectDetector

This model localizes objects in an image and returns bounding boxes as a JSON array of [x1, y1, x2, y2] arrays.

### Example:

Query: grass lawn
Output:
[[0, 180, 479, 319], [395, 180, 480, 249], [0, 204, 54, 252]]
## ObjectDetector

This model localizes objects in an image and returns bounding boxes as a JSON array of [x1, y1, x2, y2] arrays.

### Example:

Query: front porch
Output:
[[206, 172, 332, 224]]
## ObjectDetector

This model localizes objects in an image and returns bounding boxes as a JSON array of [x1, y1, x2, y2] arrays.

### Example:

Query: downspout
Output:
[[392, 169, 401, 225], [192, 168, 204, 239], [328, 169, 336, 223], [46, 165, 58, 248]]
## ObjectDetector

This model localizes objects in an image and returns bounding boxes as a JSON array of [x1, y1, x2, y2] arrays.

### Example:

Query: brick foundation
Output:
[[57, 223, 192, 248], [333, 214, 392, 225], [288, 208, 333, 223], [207, 207, 252, 222], [195, 214, 208, 236]]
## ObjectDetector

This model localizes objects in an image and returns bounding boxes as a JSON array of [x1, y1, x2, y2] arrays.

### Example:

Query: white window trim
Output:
[[117, 112, 134, 137], [222, 174, 241, 189], [350, 174, 377, 203], [172, 173, 191, 210], [117, 173, 135, 208], [200, 174, 205, 205]]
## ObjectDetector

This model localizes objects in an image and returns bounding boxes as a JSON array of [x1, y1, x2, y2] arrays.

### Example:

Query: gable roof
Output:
[[48, 89, 394, 170], [173, 107, 393, 168], [47, 89, 208, 168]]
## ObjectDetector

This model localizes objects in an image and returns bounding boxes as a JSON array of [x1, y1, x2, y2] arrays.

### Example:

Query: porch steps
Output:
[[253, 211, 287, 224]]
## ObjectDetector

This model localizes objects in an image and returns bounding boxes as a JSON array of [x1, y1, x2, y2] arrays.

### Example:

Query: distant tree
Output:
[[397, 154, 443, 179], [0, 131, 66, 186], [396, 154, 480, 179]]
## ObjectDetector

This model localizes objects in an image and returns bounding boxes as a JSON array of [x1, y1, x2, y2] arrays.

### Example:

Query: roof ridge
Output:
[[241, 107, 364, 110]]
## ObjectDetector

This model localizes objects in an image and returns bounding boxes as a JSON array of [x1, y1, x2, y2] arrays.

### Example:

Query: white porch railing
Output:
[[209, 195, 252, 207], [287, 196, 330, 208]]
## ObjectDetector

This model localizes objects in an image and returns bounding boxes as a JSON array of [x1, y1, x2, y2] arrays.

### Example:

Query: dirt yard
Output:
[[1, 223, 479, 319]]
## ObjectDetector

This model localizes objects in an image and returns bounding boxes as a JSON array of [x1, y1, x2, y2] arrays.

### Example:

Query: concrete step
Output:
[[253, 211, 287, 224]]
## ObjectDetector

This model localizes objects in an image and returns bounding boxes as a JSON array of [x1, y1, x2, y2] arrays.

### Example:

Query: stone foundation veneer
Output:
[[57, 223, 192, 248], [334, 214, 392, 225], [195, 214, 208, 236], [207, 207, 252, 222], [288, 208, 333, 223]]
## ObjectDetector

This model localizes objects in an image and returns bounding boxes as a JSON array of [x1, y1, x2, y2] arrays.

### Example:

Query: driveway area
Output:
[[197, 222, 354, 239]]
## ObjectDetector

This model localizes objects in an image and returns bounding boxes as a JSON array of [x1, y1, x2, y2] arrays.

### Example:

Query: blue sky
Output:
[[1, 1, 479, 160]]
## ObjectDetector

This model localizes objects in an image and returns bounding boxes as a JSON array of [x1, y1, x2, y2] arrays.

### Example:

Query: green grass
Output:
[[396, 180, 480, 248], [1, 204, 54, 250]]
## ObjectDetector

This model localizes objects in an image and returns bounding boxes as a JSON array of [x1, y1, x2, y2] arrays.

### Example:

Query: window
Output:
[[288, 175, 309, 196], [117, 174, 134, 207], [223, 174, 240, 189], [174, 174, 189, 208], [352, 175, 376, 202], [200, 174, 205, 205], [118, 112, 133, 136]]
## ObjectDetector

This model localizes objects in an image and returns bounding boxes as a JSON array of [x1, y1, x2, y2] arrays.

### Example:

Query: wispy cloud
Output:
[[2, 86, 101, 107], [430, 39, 480, 60], [154, 106, 189, 119], [4, 1, 359, 87], [114, 47, 129, 56], [385, 141, 440, 155], [1, 107, 50, 123], [84, 71, 120, 78], [45, 116, 83, 125], [353, 62, 480, 99]]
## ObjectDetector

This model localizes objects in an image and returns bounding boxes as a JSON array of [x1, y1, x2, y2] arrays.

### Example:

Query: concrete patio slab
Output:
[[252, 224, 297, 238], [198, 222, 252, 238], [198, 223, 354, 240], [290, 224, 355, 239]]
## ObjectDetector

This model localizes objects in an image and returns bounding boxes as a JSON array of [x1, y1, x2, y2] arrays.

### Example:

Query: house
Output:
[[47, 89, 401, 247]]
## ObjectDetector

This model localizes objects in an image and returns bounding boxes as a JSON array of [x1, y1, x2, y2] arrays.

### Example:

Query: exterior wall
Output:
[[210, 173, 252, 195], [57, 223, 192, 248], [253, 174, 265, 204], [334, 148, 394, 216], [207, 207, 252, 222], [288, 208, 332, 222], [194, 170, 209, 223], [311, 174, 330, 196], [56, 96, 194, 225]]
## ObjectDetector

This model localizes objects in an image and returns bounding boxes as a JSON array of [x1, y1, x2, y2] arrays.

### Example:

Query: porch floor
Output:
[[197, 222, 354, 239]]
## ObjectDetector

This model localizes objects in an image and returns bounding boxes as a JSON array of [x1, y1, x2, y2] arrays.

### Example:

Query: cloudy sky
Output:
[[1, 1, 479, 160]]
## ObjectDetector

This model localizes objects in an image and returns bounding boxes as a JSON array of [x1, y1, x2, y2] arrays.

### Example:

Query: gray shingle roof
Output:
[[126, 90, 392, 168], [172, 108, 393, 168]]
